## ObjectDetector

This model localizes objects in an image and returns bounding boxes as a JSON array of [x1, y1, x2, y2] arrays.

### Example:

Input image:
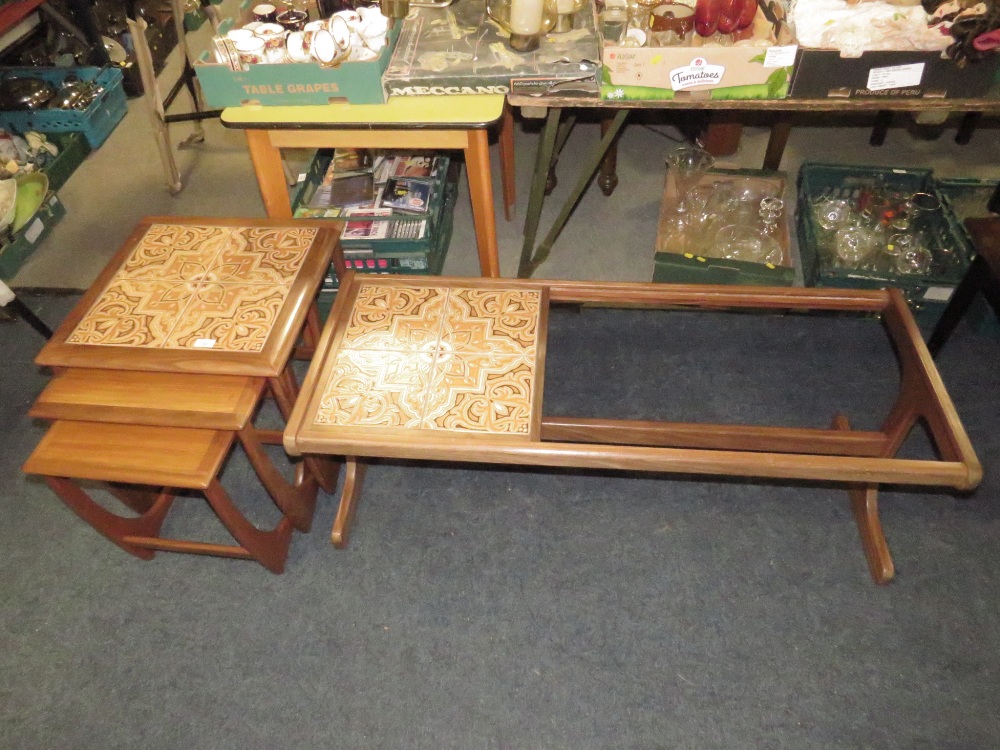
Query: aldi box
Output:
[[601, 0, 797, 101], [194, 23, 399, 107], [789, 48, 1000, 99], [653, 167, 797, 286]]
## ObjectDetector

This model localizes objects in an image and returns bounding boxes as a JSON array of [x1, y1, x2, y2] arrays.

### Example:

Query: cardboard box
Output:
[[653, 168, 797, 286], [382, 0, 601, 98], [789, 48, 1000, 99], [194, 24, 399, 107], [601, 1, 797, 101]]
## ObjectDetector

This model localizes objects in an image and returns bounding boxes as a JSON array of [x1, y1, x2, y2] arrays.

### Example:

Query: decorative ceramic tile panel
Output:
[[315, 349, 434, 428], [441, 288, 539, 358], [163, 284, 290, 352], [66, 280, 195, 347], [340, 284, 448, 352], [316, 280, 541, 437], [67, 224, 319, 352]]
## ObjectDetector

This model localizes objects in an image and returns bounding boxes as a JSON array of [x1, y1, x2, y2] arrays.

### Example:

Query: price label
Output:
[[867, 63, 925, 92]]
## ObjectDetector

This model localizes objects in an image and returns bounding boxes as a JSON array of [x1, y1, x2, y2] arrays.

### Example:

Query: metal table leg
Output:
[[518, 108, 629, 279]]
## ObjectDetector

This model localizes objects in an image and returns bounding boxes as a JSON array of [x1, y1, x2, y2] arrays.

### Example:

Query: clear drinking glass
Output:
[[666, 146, 715, 215]]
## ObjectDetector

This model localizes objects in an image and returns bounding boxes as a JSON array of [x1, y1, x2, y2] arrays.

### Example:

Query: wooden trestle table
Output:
[[508, 94, 1000, 278], [284, 272, 981, 584]]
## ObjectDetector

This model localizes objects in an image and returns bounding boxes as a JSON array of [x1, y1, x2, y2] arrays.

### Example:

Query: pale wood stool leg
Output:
[[465, 128, 501, 278], [833, 414, 895, 584], [203, 479, 293, 574], [245, 130, 293, 218], [239, 425, 320, 533], [268, 366, 341, 494], [45, 476, 174, 560], [332, 458, 367, 549]]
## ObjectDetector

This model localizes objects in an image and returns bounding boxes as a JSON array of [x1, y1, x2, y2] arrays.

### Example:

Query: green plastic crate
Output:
[[796, 162, 972, 328], [292, 149, 454, 258], [315, 190, 455, 322], [41, 132, 91, 191], [0, 191, 67, 279]]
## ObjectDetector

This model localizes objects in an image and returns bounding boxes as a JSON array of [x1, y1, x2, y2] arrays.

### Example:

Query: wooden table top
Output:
[[37, 217, 338, 377], [285, 273, 547, 455]]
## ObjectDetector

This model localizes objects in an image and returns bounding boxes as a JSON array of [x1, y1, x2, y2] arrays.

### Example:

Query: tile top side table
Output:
[[221, 95, 514, 279], [36, 216, 338, 377], [285, 273, 981, 583]]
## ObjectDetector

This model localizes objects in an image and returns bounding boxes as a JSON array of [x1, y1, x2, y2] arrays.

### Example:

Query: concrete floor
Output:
[[8, 45, 1000, 290]]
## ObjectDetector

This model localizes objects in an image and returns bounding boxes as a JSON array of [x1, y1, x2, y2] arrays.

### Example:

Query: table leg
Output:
[[465, 128, 501, 278], [597, 113, 621, 197], [521, 108, 629, 279], [269, 365, 341, 494], [870, 111, 892, 147], [332, 457, 367, 548], [544, 113, 579, 196], [833, 415, 894, 584], [955, 112, 980, 145], [499, 102, 516, 221], [518, 107, 562, 278], [239, 424, 319, 533], [926, 255, 988, 357], [245, 130, 293, 218], [763, 117, 792, 171]]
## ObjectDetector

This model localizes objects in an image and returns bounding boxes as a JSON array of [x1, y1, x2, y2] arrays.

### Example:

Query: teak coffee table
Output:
[[284, 273, 982, 584]]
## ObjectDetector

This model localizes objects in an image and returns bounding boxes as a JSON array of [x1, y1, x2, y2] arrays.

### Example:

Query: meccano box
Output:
[[653, 167, 797, 286], [601, 0, 797, 101], [789, 48, 1000, 99], [382, 0, 601, 98], [194, 23, 399, 107]]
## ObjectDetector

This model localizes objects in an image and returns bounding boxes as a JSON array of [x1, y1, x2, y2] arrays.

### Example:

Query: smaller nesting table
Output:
[[284, 273, 981, 583]]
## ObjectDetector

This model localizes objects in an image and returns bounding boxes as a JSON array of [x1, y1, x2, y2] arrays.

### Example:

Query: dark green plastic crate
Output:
[[796, 162, 972, 328], [292, 149, 452, 257], [0, 191, 67, 279], [42, 132, 91, 191]]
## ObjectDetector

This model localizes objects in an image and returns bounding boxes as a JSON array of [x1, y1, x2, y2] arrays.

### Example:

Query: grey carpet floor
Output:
[[3, 290, 999, 749]]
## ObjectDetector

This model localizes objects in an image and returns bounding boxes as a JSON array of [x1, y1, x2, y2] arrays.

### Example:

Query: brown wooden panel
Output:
[[30, 369, 264, 430], [24, 421, 233, 490]]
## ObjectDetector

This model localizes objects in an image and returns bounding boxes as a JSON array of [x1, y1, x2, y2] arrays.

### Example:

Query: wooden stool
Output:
[[28, 369, 339, 571], [24, 421, 294, 574], [927, 217, 1000, 357]]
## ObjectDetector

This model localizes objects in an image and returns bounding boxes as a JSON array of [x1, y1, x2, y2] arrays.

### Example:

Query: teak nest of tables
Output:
[[24, 217, 343, 573], [284, 273, 981, 584]]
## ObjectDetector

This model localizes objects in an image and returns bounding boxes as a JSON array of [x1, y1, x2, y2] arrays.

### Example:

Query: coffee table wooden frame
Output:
[[284, 274, 981, 584]]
